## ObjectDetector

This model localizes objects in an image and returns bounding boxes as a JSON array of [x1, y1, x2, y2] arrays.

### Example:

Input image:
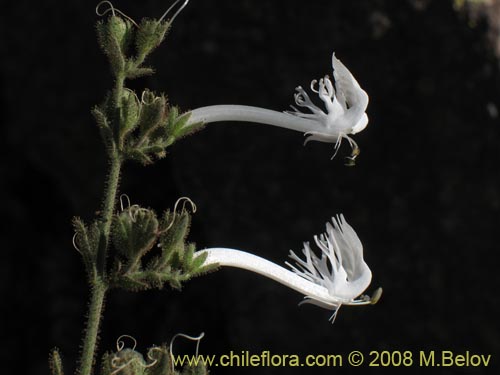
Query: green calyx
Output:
[[96, 16, 168, 79], [112, 206, 159, 272], [100, 345, 208, 375], [93, 14, 203, 163], [135, 19, 170, 65], [108, 205, 213, 291], [65, 8, 211, 375], [73, 218, 106, 281]]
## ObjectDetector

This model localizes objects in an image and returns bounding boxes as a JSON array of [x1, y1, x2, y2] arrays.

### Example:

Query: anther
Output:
[[310, 79, 319, 93], [370, 287, 383, 305]]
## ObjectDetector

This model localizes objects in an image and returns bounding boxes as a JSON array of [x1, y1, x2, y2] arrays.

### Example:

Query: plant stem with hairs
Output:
[[55, 9, 208, 375], [78, 59, 125, 375]]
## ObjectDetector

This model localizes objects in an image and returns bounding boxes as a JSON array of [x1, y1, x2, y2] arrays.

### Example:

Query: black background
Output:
[[1, 0, 500, 374]]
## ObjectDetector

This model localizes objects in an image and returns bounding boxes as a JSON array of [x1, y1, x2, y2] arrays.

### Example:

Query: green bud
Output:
[[101, 349, 146, 375], [137, 90, 167, 138], [144, 346, 173, 375], [112, 206, 159, 271], [108, 16, 134, 51], [72, 218, 103, 279], [181, 362, 209, 375], [135, 19, 170, 63], [166, 108, 205, 144], [96, 16, 134, 76], [159, 209, 191, 266], [91, 105, 113, 144], [119, 90, 140, 146]]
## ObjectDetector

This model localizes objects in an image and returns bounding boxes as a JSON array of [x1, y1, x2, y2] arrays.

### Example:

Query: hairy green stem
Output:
[[78, 282, 107, 375], [113, 74, 125, 109], [78, 142, 122, 375], [77, 155, 121, 375], [78, 66, 126, 375], [101, 154, 122, 246]]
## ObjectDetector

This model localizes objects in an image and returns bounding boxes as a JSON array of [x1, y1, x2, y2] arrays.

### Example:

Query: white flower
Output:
[[286, 54, 369, 160], [195, 215, 380, 322], [184, 53, 369, 162], [286, 214, 377, 322]]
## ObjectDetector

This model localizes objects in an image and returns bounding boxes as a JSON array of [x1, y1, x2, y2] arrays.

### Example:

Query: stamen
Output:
[[96, 1, 116, 16], [140, 90, 162, 105], [161, 196, 197, 233], [310, 79, 319, 93], [110, 335, 148, 375], [95, 1, 139, 27], [159, 0, 190, 23], [72, 233, 82, 254], [144, 347, 164, 369], [128, 205, 150, 223], [169, 332, 205, 371], [116, 334, 137, 351], [119, 194, 131, 212], [329, 136, 343, 160], [329, 306, 340, 323], [111, 358, 135, 375]]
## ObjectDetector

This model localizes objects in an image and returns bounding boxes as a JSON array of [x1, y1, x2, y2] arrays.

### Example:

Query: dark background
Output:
[[1, 0, 500, 374]]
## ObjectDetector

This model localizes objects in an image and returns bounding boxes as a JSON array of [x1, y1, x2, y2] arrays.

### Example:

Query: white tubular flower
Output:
[[195, 215, 380, 322], [287, 54, 369, 161], [185, 53, 369, 162]]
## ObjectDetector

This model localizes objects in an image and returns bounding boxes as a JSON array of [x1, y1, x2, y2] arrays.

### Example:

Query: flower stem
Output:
[[77, 281, 107, 375], [186, 105, 318, 134]]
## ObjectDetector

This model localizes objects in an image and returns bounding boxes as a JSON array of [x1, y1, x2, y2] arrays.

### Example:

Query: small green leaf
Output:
[[188, 250, 207, 272], [114, 273, 151, 291], [166, 109, 205, 143], [138, 143, 166, 156], [127, 66, 155, 79], [72, 218, 102, 279], [126, 148, 154, 165], [91, 105, 113, 143], [49, 348, 64, 375], [100, 352, 113, 375], [107, 16, 135, 54], [101, 349, 147, 375], [96, 17, 132, 76]]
